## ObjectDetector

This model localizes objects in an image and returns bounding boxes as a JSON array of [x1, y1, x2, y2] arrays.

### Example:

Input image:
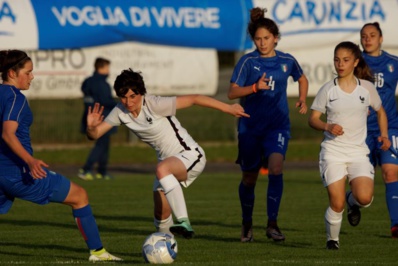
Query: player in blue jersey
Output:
[[0, 50, 121, 261], [309, 41, 390, 250], [228, 7, 308, 242], [361, 22, 398, 238]]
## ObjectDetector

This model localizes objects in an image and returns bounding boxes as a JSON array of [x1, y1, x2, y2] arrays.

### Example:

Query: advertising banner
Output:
[[0, 0, 253, 51], [23, 42, 218, 99]]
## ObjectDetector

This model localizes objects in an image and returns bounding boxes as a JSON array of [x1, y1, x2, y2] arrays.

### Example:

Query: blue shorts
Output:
[[367, 129, 398, 166], [236, 130, 290, 172], [0, 167, 71, 214]]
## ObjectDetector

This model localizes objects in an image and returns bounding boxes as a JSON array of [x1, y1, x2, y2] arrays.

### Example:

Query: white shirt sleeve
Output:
[[145, 95, 176, 116], [104, 103, 123, 126], [361, 79, 382, 111], [310, 81, 331, 114]]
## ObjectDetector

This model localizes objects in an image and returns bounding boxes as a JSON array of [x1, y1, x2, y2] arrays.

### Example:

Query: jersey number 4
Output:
[[268, 76, 275, 91]]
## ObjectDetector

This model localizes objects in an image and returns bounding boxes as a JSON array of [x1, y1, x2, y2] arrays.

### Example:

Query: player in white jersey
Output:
[[309, 42, 390, 250], [86, 69, 249, 239]]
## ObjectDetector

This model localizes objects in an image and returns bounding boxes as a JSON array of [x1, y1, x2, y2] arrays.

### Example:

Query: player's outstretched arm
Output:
[[176, 95, 249, 118], [86, 103, 114, 140]]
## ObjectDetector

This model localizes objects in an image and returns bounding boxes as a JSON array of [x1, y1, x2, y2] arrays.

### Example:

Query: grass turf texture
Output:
[[0, 170, 396, 265]]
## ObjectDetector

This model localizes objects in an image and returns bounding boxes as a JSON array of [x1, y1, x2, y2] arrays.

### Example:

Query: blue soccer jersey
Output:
[[0, 84, 33, 173], [230, 50, 304, 134], [364, 51, 398, 131]]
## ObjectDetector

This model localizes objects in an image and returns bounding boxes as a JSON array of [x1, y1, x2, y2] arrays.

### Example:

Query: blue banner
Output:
[[24, 0, 253, 51]]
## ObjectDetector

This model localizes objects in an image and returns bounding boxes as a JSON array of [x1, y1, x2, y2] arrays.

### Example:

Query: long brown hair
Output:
[[360, 22, 383, 37], [334, 41, 374, 82], [248, 7, 280, 46], [0, 50, 31, 81]]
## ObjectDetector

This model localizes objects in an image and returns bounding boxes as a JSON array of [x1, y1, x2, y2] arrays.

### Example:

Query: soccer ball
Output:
[[142, 232, 178, 264]]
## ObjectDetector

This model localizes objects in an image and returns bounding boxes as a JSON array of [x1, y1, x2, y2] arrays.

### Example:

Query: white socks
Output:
[[325, 206, 343, 241], [159, 174, 188, 220], [154, 215, 174, 235]]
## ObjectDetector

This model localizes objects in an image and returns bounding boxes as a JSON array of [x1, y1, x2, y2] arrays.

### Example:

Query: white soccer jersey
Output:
[[311, 78, 382, 157], [105, 95, 198, 160]]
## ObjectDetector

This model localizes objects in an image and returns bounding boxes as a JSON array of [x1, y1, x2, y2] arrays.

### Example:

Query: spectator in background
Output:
[[79, 58, 117, 181]]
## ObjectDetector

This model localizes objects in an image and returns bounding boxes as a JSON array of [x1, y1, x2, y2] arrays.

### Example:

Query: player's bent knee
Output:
[[63, 183, 89, 207], [358, 196, 374, 208]]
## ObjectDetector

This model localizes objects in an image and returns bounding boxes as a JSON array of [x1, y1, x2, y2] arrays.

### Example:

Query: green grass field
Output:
[[0, 169, 396, 265]]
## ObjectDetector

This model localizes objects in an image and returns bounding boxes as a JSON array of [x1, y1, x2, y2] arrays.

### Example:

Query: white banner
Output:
[[24, 42, 218, 99]]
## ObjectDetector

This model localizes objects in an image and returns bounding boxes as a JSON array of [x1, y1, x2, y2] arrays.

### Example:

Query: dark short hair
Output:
[[94, 57, 110, 71], [113, 68, 147, 97]]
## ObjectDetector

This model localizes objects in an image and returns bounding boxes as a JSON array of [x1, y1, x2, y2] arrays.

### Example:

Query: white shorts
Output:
[[319, 157, 374, 187], [153, 146, 206, 191]]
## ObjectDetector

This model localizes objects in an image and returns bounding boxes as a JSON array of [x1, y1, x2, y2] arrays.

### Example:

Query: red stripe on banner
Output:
[[75, 218, 88, 241]]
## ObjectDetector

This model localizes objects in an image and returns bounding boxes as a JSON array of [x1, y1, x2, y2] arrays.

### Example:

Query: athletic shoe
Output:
[[170, 219, 194, 239], [391, 224, 398, 238], [89, 248, 122, 261], [266, 224, 285, 242], [241, 221, 253, 242], [326, 240, 339, 250], [96, 173, 114, 180], [346, 191, 361, 226], [77, 169, 94, 181]]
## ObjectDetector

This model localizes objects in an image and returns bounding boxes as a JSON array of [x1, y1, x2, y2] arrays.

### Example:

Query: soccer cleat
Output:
[[326, 240, 339, 250], [391, 224, 398, 238], [346, 192, 361, 226], [96, 173, 114, 180], [241, 221, 253, 242], [266, 223, 285, 242], [77, 169, 94, 181], [169, 219, 194, 239], [89, 248, 123, 261]]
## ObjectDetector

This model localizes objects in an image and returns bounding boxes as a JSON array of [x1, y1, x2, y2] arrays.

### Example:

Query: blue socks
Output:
[[239, 181, 255, 223], [239, 174, 283, 223], [267, 174, 283, 221], [73, 205, 103, 250], [386, 181, 398, 227]]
